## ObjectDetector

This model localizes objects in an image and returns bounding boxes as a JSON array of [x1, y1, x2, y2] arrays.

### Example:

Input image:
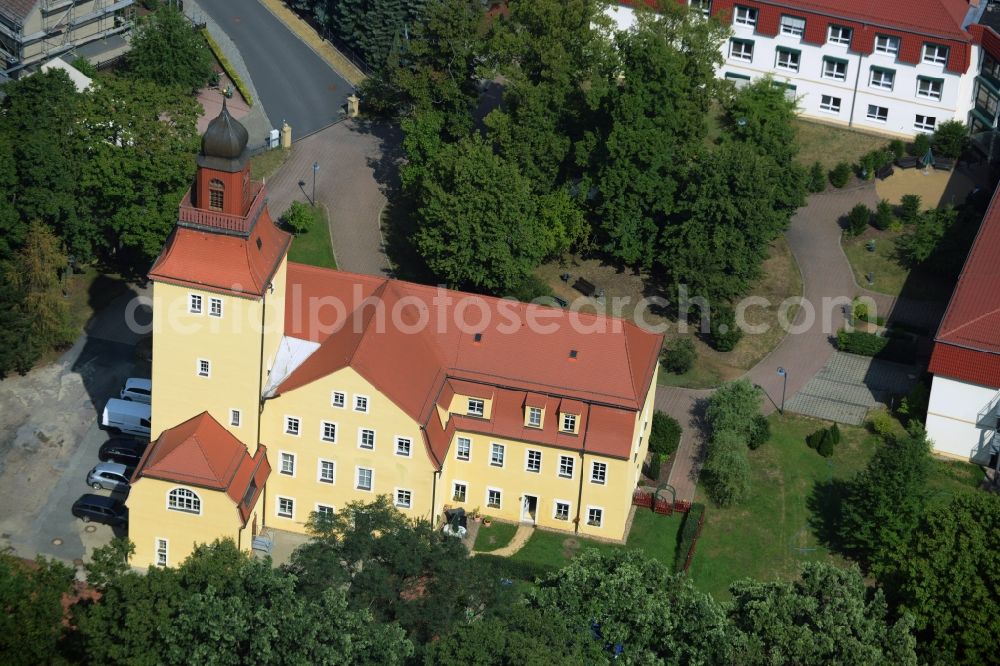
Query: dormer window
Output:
[[209, 178, 225, 211], [467, 398, 485, 417], [561, 413, 578, 433], [527, 406, 542, 428]]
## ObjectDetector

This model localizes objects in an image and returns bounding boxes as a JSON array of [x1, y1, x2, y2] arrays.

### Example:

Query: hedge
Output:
[[649, 411, 682, 457], [674, 502, 706, 573], [836, 329, 916, 363], [201, 28, 254, 106], [471, 554, 558, 583], [648, 452, 662, 481]]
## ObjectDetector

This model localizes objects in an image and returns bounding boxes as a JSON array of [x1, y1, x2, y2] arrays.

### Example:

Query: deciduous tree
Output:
[[0, 553, 75, 666], [128, 7, 213, 90]]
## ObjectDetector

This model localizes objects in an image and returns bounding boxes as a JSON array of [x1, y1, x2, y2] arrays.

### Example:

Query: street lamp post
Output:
[[312, 162, 319, 205], [776, 367, 788, 416]]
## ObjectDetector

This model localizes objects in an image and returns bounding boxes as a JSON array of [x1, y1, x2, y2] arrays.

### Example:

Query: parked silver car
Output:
[[86, 462, 132, 493], [119, 377, 152, 404]]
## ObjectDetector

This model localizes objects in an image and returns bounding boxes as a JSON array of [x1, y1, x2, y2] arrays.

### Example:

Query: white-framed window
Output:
[[558, 455, 575, 479], [867, 104, 889, 122], [822, 57, 847, 82], [591, 461, 608, 484], [734, 5, 757, 27], [923, 43, 949, 65], [453, 481, 467, 502], [467, 398, 484, 417], [230, 409, 241, 427], [526, 449, 542, 473], [321, 421, 337, 443], [527, 406, 542, 428], [395, 436, 411, 457], [356, 467, 373, 491], [284, 416, 300, 436], [318, 459, 335, 484], [915, 114, 937, 131], [819, 95, 842, 113], [828, 25, 852, 45], [358, 428, 375, 450], [277, 496, 294, 519], [315, 504, 334, 519], [188, 293, 202, 314], [875, 34, 900, 56], [197, 359, 210, 377], [456, 436, 471, 461], [395, 488, 412, 509], [331, 391, 345, 408], [167, 487, 201, 514], [353, 395, 369, 413], [869, 67, 895, 90], [775, 48, 800, 73], [725, 72, 751, 89], [486, 488, 501, 509], [780, 15, 805, 37], [561, 413, 577, 433], [279, 452, 295, 476], [155, 538, 168, 567], [490, 442, 505, 467], [209, 297, 222, 318], [729, 38, 753, 62], [554, 501, 570, 521], [587, 506, 604, 527], [689, 0, 711, 18], [917, 77, 943, 101]]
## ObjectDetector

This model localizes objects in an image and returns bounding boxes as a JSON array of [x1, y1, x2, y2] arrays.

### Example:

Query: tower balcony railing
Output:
[[177, 181, 265, 236]]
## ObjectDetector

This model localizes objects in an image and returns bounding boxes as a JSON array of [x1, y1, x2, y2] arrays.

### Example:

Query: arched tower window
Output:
[[209, 178, 225, 211], [167, 487, 202, 514]]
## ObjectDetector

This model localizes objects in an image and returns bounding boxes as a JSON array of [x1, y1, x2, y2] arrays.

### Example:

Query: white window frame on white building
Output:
[[819, 94, 842, 113], [822, 57, 848, 82], [318, 459, 335, 484], [558, 455, 575, 479], [587, 506, 604, 528], [490, 442, 505, 467], [867, 104, 889, 122], [321, 421, 337, 443], [780, 15, 805, 38], [915, 114, 937, 131], [734, 5, 757, 27], [875, 34, 900, 56], [284, 416, 300, 436], [922, 43, 949, 66], [828, 25, 852, 45], [456, 436, 471, 461], [331, 391, 346, 408], [155, 538, 168, 567], [869, 66, 895, 90], [486, 488, 502, 510], [689, 0, 711, 18], [916, 76, 943, 101], [277, 496, 295, 519], [729, 38, 754, 63], [725, 72, 751, 89], [553, 500, 571, 521], [395, 488, 412, 509], [526, 449, 542, 473], [775, 47, 800, 73], [453, 481, 467, 503], [356, 467, 373, 492], [395, 436, 411, 457]]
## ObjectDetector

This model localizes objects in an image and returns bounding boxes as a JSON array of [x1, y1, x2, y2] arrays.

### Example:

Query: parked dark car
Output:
[[72, 494, 128, 527], [99, 437, 148, 466]]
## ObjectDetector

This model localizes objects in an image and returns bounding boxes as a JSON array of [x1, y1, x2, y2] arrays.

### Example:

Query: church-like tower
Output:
[[147, 102, 291, 452]]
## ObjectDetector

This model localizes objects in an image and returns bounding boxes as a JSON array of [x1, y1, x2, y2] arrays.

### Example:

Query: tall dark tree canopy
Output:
[[0, 554, 75, 666], [127, 7, 213, 90]]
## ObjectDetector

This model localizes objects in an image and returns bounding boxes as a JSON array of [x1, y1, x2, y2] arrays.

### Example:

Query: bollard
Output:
[[280, 122, 292, 148]]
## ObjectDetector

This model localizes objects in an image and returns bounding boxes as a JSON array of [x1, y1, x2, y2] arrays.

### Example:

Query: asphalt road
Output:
[[195, 0, 353, 138]]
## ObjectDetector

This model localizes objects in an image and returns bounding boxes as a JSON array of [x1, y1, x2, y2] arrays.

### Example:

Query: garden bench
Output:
[[876, 164, 894, 180], [895, 155, 919, 169], [933, 157, 954, 171], [573, 277, 598, 297]]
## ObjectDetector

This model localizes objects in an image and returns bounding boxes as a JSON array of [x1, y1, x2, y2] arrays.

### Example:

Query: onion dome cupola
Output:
[[197, 99, 250, 173]]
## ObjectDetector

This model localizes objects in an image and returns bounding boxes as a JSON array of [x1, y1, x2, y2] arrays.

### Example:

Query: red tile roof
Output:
[[277, 263, 663, 465], [930, 185, 1000, 387], [148, 200, 291, 298], [133, 412, 270, 524]]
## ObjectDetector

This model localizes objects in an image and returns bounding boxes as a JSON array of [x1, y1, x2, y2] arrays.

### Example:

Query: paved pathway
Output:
[[477, 524, 534, 557], [266, 120, 398, 276]]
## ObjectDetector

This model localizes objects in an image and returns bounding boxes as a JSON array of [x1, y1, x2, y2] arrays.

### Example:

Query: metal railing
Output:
[[177, 181, 264, 235], [976, 390, 1000, 427]]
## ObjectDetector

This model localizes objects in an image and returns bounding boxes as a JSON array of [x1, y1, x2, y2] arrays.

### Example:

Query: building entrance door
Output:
[[521, 495, 537, 524]]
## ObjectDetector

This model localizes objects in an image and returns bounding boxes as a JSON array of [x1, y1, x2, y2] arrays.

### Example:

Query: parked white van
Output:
[[101, 399, 151, 438], [119, 377, 152, 404]]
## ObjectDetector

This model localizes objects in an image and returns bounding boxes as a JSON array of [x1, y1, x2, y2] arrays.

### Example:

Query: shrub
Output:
[[710, 303, 743, 352], [706, 379, 761, 434], [837, 329, 889, 356], [847, 203, 870, 236], [673, 503, 706, 572], [281, 200, 315, 233], [817, 430, 835, 457], [747, 414, 770, 450], [911, 133, 931, 157], [873, 199, 894, 231], [933, 119, 969, 159], [858, 149, 893, 180], [649, 412, 682, 457], [829, 162, 851, 188], [661, 337, 696, 375], [898, 194, 922, 224], [471, 554, 558, 583], [898, 382, 930, 425], [869, 410, 897, 438], [71, 57, 97, 77], [829, 422, 841, 444], [702, 438, 751, 507], [647, 452, 662, 481], [853, 301, 869, 322], [808, 161, 826, 193], [889, 139, 905, 159], [806, 428, 825, 450]]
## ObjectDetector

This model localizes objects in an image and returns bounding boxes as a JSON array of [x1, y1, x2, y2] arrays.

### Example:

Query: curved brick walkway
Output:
[[657, 185, 880, 502], [475, 524, 534, 557]]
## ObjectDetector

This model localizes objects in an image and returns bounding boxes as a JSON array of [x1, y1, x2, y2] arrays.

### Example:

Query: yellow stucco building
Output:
[[126, 105, 663, 568]]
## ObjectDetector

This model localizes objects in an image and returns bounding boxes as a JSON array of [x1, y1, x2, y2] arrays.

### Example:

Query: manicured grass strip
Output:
[[287, 204, 337, 269], [473, 521, 518, 553]]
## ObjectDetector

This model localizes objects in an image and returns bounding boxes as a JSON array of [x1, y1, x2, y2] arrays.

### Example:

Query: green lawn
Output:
[[841, 231, 909, 297], [286, 204, 337, 269], [250, 147, 291, 181], [474, 521, 518, 553], [512, 508, 684, 571], [794, 119, 889, 170]]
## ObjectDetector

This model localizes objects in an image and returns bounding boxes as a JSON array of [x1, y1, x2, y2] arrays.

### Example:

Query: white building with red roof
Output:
[[609, 0, 992, 137]]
